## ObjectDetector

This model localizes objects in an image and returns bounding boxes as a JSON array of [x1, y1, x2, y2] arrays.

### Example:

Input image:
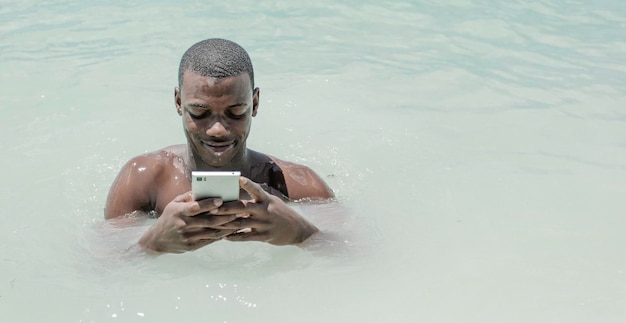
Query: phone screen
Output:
[[191, 171, 241, 201]]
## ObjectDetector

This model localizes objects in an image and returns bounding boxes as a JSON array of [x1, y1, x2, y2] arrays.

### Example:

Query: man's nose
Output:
[[206, 120, 228, 137]]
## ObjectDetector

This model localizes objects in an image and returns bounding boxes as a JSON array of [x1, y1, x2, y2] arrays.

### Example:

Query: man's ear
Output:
[[252, 87, 260, 117], [175, 87, 182, 116]]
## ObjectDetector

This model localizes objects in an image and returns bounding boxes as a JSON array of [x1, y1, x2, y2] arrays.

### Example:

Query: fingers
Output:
[[225, 229, 268, 242], [209, 199, 264, 217], [185, 213, 239, 229], [239, 177, 268, 203], [182, 196, 223, 217], [172, 191, 194, 203], [218, 217, 264, 230], [196, 197, 224, 213], [183, 228, 237, 241]]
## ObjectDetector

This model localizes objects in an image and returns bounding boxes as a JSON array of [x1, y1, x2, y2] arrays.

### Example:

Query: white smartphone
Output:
[[191, 171, 241, 201]]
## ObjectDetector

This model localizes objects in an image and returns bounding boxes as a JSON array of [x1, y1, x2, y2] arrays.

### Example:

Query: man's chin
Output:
[[190, 141, 244, 168], [201, 155, 233, 168], [199, 149, 239, 168]]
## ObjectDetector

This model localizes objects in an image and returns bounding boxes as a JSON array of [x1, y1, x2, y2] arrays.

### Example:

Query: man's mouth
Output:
[[201, 140, 235, 154]]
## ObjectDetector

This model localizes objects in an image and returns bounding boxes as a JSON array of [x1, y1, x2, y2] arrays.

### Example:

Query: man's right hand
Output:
[[137, 192, 239, 254]]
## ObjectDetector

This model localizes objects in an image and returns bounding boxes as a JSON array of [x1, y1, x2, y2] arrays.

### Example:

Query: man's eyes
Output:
[[187, 107, 246, 119], [187, 107, 207, 118], [227, 109, 246, 119]]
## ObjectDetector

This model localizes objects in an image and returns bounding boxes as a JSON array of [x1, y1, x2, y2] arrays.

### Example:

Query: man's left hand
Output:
[[210, 177, 319, 245]]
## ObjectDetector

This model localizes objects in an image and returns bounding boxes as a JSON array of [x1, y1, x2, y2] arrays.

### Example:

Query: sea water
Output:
[[1, 0, 625, 322]]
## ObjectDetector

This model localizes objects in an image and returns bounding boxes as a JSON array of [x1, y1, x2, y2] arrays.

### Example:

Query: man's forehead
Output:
[[180, 71, 253, 103], [182, 71, 251, 88]]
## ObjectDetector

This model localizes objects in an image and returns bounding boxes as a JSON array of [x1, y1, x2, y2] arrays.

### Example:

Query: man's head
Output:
[[175, 38, 260, 169], [178, 38, 254, 89]]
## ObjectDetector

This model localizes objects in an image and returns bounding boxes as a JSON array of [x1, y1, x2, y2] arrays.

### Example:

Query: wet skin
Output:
[[176, 72, 257, 170], [104, 71, 334, 254]]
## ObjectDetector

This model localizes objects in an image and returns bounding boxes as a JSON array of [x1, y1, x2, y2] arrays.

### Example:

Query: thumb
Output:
[[239, 177, 268, 202], [173, 191, 194, 203]]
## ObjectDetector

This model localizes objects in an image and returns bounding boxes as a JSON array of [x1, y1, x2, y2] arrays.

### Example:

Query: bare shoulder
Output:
[[104, 145, 186, 219], [268, 155, 335, 201], [121, 146, 184, 181], [134, 145, 185, 176]]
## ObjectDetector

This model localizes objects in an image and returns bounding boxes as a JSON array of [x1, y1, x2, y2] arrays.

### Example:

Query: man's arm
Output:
[[269, 157, 334, 200]]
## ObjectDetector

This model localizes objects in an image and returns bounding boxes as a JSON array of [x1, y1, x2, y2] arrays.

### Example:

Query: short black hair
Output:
[[178, 38, 254, 89]]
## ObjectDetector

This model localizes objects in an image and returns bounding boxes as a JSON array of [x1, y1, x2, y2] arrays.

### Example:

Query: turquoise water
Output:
[[1, 0, 626, 322]]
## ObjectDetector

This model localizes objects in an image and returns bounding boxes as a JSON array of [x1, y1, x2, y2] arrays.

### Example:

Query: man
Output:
[[105, 38, 334, 254]]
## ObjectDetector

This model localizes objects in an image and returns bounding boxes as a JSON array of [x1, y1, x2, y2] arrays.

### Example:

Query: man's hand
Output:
[[138, 192, 239, 253], [211, 177, 320, 245]]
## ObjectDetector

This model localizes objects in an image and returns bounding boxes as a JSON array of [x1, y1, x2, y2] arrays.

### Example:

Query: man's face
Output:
[[175, 71, 259, 168]]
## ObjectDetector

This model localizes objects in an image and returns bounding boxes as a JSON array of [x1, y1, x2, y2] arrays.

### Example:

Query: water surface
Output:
[[1, 0, 625, 322]]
